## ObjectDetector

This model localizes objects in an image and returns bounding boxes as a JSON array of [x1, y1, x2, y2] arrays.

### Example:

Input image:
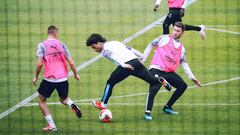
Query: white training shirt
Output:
[[101, 41, 144, 67]]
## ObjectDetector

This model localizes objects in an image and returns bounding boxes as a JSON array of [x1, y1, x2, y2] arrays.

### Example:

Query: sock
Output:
[[101, 102, 107, 108], [45, 115, 56, 128], [145, 110, 151, 115], [66, 99, 74, 107]]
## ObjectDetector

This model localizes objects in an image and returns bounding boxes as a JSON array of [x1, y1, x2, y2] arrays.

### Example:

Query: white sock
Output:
[[101, 102, 107, 108], [66, 99, 74, 107], [45, 115, 56, 128]]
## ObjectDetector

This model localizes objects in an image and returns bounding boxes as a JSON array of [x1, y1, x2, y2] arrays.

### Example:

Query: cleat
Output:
[[162, 106, 179, 115], [92, 100, 106, 110], [42, 125, 57, 132], [144, 114, 152, 121], [199, 25, 206, 40], [144, 111, 152, 121], [71, 104, 82, 118], [158, 77, 171, 91]]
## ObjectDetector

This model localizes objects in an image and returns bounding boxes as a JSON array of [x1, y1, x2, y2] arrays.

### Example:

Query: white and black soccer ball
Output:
[[99, 109, 112, 122]]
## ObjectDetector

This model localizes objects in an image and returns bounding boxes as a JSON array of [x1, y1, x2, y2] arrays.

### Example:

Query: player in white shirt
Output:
[[86, 33, 171, 112]]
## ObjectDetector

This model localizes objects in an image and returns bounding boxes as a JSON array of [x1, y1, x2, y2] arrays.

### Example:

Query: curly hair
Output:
[[86, 33, 107, 46]]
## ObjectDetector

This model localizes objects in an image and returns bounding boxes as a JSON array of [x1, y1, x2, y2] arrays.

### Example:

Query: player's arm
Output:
[[142, 37, 161, 63], [66, 57, 80, 80], [182, 0, 190, 9], [63, 43, 80, 80], [180, 49, 201, 87], [126, 46, 144, 61], [154, 0, 162, 11], [181, 0, 190, 17], [33, 43, 44, 85], [102, 50, 134, 70], [33, 57, 43, 85]]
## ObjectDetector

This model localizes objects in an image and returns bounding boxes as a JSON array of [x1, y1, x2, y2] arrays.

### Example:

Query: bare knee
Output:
[[38, 95, 47, 105]]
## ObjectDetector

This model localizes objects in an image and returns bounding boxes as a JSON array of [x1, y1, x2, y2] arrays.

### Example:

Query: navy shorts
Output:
[[38, 79, 69, 99]]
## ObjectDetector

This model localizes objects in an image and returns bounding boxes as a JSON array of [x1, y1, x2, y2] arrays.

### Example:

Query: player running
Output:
[[153, 0, 206, 40]]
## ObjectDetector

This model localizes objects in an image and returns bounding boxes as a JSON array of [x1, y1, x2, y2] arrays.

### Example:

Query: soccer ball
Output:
[[99, 109, 112, 122]]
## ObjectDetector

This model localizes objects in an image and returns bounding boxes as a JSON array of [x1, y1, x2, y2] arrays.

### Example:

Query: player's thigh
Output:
[[38, 80, 55, 98], [56, 81, 69, 99], [132, 67, 158, 84], [171, 14, 182, 25], [163, 13, 173, 26], [149, 68, 167, 78], [108, 66, 130, 84], [165, 72, 186, 88]]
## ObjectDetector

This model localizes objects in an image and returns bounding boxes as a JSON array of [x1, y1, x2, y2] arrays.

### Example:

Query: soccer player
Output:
[[153, 0, 206, 40], [86, 33, 171, 111], [142, 22, 201, 120], [32, 25, 82, 131]]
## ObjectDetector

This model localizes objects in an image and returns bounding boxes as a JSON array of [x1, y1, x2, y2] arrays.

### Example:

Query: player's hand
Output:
[[74, 74, 80, 81], [180, 8, 185, 17], [32, 77, 38, 86], [153, 5, 159, 12], [124, 64, 134, 70], [192, 78, 201, 87]]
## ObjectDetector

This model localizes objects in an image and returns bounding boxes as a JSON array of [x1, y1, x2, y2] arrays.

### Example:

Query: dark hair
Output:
[[86, 33, 107, 46], [48, 25, 58, 35], [174, 22, 185, 31]]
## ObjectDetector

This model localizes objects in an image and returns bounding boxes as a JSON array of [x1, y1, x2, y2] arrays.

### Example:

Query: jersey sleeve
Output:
[[61, 42, 71, 59], [182, 0, 190, 9], [180, 47, 196, 80], [36, 43, 44, 58], [125, 46, 144, 60], [142, 36, 161, 62], [102, 50, 126, 67]]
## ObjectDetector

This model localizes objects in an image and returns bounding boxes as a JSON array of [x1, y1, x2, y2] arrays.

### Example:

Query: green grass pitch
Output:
[[0, 0, 239, 134]]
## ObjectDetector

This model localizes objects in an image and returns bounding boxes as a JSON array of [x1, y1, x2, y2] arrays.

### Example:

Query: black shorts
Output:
[[38, 79, 69, 99]]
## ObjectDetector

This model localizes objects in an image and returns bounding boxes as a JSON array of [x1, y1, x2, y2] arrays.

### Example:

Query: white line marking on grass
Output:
[[21, 102, 240, 107], [206, 25, 240, 28], [206, 27, 240, 35], [22, 76, 240, 107], [0, 11, 167, 120], [0, 0, 198, 120]]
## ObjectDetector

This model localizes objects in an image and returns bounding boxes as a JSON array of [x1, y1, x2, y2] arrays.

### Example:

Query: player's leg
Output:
[[57, 81, 82, 118], [162, 72, 187, 114], [163, 12, 174, 34], [183, 24, 206, 40], [180, 14, 206, 40], [143, 69, 166, 120], [185, 24, 201, 31], [92, 66, 130, 110], [129, 59, 171, 90], [37, 80, 57, 131]]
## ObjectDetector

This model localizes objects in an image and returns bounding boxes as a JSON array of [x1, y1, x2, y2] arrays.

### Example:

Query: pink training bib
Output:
[[43, 39, 68, 79]]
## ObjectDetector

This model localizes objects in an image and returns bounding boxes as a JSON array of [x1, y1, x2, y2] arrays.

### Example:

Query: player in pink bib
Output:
[[32, 26, 82, 131], [153, 0, 206, 40], [142, 22, 201, 120]]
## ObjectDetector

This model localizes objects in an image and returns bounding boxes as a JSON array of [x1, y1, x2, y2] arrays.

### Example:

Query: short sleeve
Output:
[[61, 42, 71, 59], [36, 43, 44, 58]]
